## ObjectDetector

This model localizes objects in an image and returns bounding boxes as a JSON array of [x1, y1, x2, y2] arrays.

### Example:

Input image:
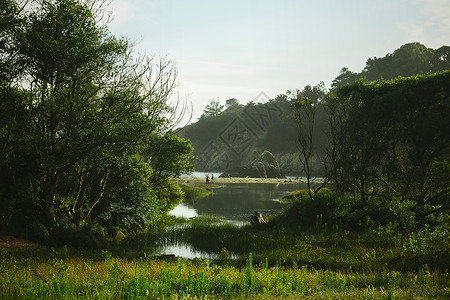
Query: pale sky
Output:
[[107, 0, 450, 124]]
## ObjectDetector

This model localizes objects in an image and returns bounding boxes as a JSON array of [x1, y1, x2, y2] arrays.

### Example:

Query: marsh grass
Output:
[[179, 184, 211, 201], [1, 206, 448, 298], [1, 247, 448, 299]]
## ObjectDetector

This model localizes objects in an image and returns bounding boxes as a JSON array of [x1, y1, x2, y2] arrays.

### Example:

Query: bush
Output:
[[270, 189, 431, 230], [269, 189, 359, 229]]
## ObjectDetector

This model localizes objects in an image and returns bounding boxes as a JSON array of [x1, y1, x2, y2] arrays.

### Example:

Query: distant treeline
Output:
[[178, 43, 450, 175]]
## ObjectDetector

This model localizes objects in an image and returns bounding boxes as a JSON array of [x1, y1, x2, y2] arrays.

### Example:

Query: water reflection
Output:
[[170, 183, 305, 224], [169, 203, 198, 219], [154, 243, 217, 260], [160, 182, 306, 259]]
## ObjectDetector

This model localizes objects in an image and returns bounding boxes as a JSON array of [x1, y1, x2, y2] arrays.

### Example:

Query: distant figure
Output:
[[205, 174, 210, 184], [211, 174, 214, 184]]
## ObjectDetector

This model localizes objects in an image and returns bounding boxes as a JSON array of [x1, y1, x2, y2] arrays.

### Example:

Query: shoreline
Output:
[[173, 176, 323, 185]]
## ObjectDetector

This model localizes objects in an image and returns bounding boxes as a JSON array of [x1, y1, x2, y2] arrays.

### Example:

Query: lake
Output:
[[152, 181, 306, 259]]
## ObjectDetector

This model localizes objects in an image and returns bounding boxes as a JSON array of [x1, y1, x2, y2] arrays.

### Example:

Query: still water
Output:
[[155, 182, 306, 259], [170, 182, 302, 226]]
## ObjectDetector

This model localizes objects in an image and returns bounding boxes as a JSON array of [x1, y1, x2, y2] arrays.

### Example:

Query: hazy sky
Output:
[[108, 0, 450, 123]]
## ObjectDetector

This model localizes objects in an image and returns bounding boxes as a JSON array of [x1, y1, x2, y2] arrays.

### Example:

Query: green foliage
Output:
[[96, 156, 163, 235], [199, 97, 224, 119], [225, 97, 240, 109], [329, 71, 450, 219], [179, 96, 300, 171], [256, 115, 297, 152], [146, 130, 194, 179], [2, 224, 449, 299], [331, 43, 450, 89], [179, 184, 211, 201], [151, 177, 185, 210], [363, 43, 443, 81], [0, 0, 194, 240], [271, 189, 359, 229], [402, 225, 450, 256]]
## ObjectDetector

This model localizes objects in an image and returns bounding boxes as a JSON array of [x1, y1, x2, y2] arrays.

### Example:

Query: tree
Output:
[[225, 98, 240, 109], [329, 71, 450, 215], [0, 0, 22, 84], [293, 97, 316, 199], [0, 0, 191, 234], [146, 130, 194, 181], [363, 43, 435, 80], [291, 83, 329, 199], [331, 43, 450, 90], [199, 98, 224, 119], [331, 67, 360, 90]]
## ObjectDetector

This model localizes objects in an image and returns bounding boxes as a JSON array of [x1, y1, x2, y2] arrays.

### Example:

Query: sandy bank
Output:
[[173, 176, 319, 186]]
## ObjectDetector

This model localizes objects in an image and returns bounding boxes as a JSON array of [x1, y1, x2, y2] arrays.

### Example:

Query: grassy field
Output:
[[1, 186, 448, 299], [1, 248, 448, 299], [1, 217, 449, 299]]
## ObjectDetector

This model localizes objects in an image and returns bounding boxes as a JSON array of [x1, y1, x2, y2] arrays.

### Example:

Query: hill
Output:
[[177, 43, 450, 176]]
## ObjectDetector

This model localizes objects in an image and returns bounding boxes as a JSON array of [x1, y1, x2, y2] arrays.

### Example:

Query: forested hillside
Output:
[[178, 43, 450, 176]]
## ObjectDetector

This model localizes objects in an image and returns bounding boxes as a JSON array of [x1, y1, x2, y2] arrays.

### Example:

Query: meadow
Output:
[[1, 186, 449, 299], [1, 213, 448, 299]]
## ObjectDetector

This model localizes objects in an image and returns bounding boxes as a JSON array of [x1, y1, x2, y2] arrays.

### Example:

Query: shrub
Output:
[[270, 189, 359, 229]]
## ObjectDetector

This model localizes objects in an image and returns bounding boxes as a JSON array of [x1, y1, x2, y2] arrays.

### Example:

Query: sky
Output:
[[107, 0, 450, 124]]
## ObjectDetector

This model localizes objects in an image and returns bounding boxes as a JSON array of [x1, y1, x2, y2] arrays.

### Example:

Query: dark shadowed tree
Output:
[[331, 67, 360, 90], [291, 83, 329, 199], [329, 71, 450, 214]]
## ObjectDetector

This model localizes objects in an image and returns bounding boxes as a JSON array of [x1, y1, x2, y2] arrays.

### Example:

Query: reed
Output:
[[179, 184, 211, 201], [1, 249, 448, 299], [1, 199, 448, 298]]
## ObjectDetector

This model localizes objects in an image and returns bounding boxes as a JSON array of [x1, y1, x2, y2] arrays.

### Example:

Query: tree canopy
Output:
[[0, 0, 193, 238], [331, 43, 450, 90], [199, 98, 224, 120]]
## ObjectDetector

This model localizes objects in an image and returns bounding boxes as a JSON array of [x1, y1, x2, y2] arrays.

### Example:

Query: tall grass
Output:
[[0, 248, 448, 299], [179, 184, 211, 201], [1, 189, 448, 299]]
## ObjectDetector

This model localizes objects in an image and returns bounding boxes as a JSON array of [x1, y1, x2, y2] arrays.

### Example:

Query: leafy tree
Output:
[[293, 97, 316, 199], [0, 0, 22, 83], [331, 67, 360, 90], [363, 43, 435, 80], [225, 98, 240, 109], [291, 83, 330, 198], [329, 71, 450, 217], [332, 43, 450, 89], [146, 130, 194, 181], [0, 0, 191, 235], [431, 46, 450, 71], [199, 98, 224, 119]]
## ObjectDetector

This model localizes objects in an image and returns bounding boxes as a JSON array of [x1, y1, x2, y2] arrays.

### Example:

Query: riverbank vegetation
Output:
[[179, 184, 212, 201]]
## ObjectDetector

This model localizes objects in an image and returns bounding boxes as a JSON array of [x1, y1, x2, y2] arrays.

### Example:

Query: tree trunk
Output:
[[44, 169, 58, 225]]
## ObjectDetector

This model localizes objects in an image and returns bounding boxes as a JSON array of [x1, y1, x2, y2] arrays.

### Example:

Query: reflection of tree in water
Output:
[[183, 183, 306, 222]]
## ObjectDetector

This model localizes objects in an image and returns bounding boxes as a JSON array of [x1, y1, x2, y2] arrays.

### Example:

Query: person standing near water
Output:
[[211, 174, 214, 184], [205, 174, 210, 184]]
